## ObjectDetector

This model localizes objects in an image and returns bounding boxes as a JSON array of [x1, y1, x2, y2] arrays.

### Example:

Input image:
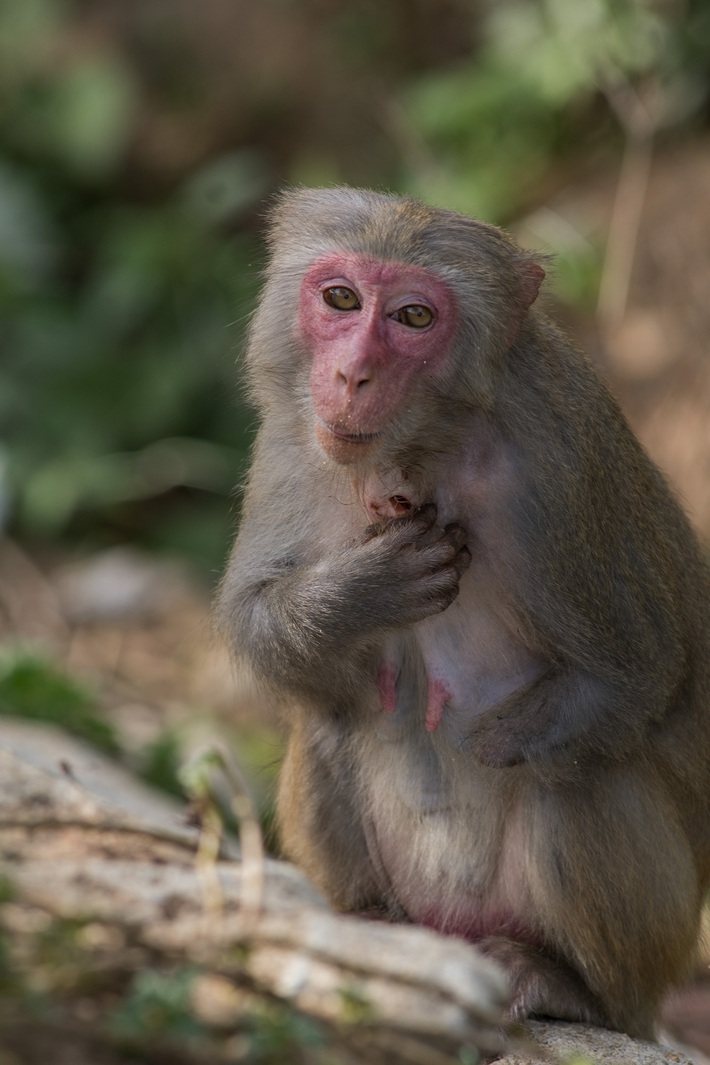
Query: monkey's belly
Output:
[[368, 790, 540, 946], [359, 742, 539, 946], [369, 570, 546, 939]]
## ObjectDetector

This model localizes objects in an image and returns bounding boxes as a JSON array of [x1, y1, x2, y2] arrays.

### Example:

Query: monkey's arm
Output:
[[467, 562, 687, 774], [218, 432, 470, 707], [469, 514, 687, 773], [467, 664, 654, 772], [470, 355, 690, 771]]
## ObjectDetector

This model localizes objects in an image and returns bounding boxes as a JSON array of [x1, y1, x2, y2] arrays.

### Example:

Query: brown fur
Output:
[[217, 187, 710, 1039]]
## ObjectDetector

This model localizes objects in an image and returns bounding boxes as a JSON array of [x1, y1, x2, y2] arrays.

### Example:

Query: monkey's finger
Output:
[[406, 501, 446, 548], [362, 520, 391, 543], [411, 502, 438, 530], [423, 548, 471, 583], [417, 567, 465, 613], [362, 502, 436, 545], [443, 523, 468, 551], [453, 544, 473, 575], [416, 527, 469, 570]]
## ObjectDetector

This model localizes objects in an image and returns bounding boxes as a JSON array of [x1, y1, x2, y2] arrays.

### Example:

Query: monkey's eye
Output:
[[391, 304, 434, 329], [323, 286, 360, 311]]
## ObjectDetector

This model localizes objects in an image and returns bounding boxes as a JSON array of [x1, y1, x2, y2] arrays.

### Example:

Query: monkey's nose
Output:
[[336, 367, 372, 392]]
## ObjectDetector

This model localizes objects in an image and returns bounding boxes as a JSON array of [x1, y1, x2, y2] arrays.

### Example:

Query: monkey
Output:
[[217, 186, 710, 1041]]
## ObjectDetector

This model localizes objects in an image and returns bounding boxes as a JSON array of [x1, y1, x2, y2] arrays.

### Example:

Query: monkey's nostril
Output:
[[337, 369, 371, 390]]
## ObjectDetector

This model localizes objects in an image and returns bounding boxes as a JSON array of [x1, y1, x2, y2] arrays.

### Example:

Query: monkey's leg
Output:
[[277, 712, 386, 912], [519, 771, 701, 1039]]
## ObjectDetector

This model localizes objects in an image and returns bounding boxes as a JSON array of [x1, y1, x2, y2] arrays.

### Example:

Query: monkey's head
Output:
[[246, 187, 545, 467]]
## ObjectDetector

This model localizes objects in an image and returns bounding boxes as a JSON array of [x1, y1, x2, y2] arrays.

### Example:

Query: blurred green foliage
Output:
[[402, 0, 710, 220], [246, 1001, 328, 1062], [0, 644, 279, 835], [0, 0, 707, 569], [0, 0, 263, 571], [0, 647, 120, 753], [140, 728, 186, 798], [110, 967, 206, 1043]]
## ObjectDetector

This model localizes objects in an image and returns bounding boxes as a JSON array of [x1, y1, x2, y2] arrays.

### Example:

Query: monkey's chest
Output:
[[377, 590, 544, 744]]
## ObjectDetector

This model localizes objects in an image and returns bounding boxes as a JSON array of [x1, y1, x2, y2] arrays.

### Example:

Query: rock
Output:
[[0, 736, 508, 1062], [499, 1019, 696, 1064], [54, 547, 193, 623], [0, 718, 194, 839], [0, 727, 698, 1065]]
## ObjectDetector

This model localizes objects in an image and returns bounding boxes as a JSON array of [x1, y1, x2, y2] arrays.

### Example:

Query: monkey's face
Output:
[[298, 252, 457, 465]]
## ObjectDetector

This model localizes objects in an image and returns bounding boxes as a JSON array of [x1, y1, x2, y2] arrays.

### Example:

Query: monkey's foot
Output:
[[479, 935, 613, 1031]]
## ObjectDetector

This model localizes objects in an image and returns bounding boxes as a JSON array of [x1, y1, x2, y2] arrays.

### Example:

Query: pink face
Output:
[[298, 252, 457, 464]]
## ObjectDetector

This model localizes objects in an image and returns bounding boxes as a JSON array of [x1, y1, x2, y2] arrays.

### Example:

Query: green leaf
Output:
[[0, 649, 119, 754]]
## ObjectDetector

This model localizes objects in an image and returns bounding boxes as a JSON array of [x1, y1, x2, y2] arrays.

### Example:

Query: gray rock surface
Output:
[[0, 723, 698, 1065], [0, 717, 194, 837], [499, 1019, 696, 1064]]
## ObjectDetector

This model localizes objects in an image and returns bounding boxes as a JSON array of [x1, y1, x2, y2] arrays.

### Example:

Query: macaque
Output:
[[218, 187, 710, 1039]]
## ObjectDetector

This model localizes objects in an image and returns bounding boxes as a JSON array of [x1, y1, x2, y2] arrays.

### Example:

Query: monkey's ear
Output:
[[502, 257, 547, 350], [519, 260, 546, 310]]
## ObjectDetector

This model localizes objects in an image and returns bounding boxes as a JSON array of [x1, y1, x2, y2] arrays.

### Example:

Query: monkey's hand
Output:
[[220, 503, 470, 703], [357, 502, 472, 627], [467, 666, 623, 776]]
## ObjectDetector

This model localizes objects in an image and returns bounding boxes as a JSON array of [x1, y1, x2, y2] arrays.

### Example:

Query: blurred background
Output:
[[1, 0, 710, 1057], [1, 0, 710, 854]]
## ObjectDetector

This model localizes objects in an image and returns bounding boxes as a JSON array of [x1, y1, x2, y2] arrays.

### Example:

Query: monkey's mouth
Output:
[[319, 420, 381, 445], [315, 418, 384, 467]]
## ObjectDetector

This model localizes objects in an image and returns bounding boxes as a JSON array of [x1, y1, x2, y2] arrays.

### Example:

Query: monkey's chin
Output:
[[315, 420, 380, 466]]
